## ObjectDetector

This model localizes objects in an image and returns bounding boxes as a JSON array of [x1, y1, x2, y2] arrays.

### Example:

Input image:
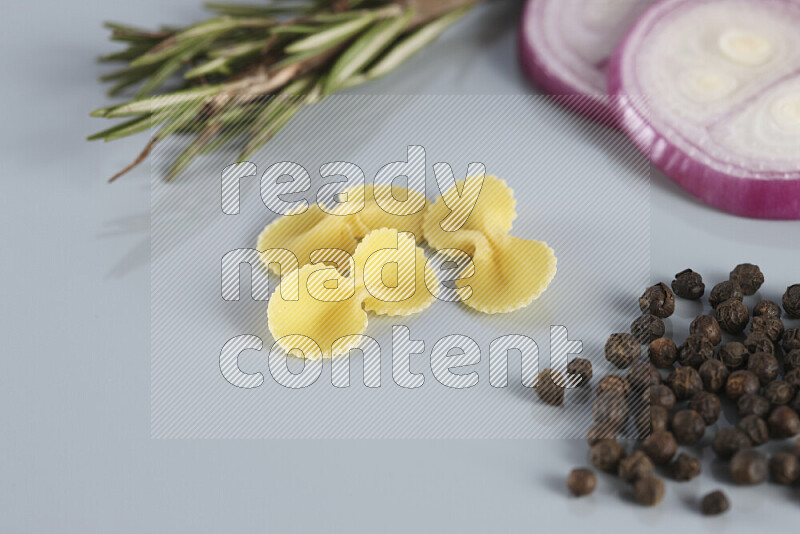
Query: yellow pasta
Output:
[[422, 175, 557, 314], [267, 263, 368, 359], [353, 228, 438, 317]]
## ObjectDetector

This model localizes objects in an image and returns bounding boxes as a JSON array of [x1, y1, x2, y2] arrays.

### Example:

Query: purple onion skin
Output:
[[607, 64, 800, 221], [518, 0, 620, 126]]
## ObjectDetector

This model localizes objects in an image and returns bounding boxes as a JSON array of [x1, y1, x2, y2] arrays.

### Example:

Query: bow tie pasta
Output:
[[422, 176, 557, 314]]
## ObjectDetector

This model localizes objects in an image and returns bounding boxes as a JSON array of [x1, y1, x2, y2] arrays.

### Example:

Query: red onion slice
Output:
[[519, 0, 656, 122], [609, 0, 800, 220]]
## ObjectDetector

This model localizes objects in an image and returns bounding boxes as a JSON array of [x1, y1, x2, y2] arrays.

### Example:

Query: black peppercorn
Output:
[[535, 369, 565, 406], [690, 315, 722, 345], [737, 393, 771, 418], [642, 431, 678, 465], [639, 283, 675, 318], [671, 409, 706, 445], [719, 341, 749, 370], [768, 452, 799, 485], [783, 284, 800, 319], [725, 370, 760, 400], [782, 328, 800, 353], [744, 332, 775, 355], [698, 359, 729, 393], [747, 352, 779, 386], [672, 269, 705, 300], [590, 440, 626, 471], [753, 299, 781, 318], [785, 350, 800, 372], [730, 449, 768, 485], [767, 406, 800, 439], [566, 358, 592, 387], [586, 422, 618, 446], [791, 391, 800, 413], [750, 315, 784, 343], [764, 380, 796, 406], [716, 299, 750, 334], [648, 338, 678, 369], [667, 366, 704, 401], [712, 428, 752, 460], [627, 362, 655, 392], [618, 450, 654, 483], [633, 476, 665, 506], [631, 313, 665, 344], [636, 405, 669, 436], [593, 392, 628, 430], [604, 333, 640, 369], [738, 415, 769, 446], [729, 263, 764, 295], [566, 468, 597, 496], [787, 370, 800, 391], [596, 375, 630, 397], [709, 280, 744, 309], [649, 384, 676, 412], [689, 391, 722, 425], [672, 452, 701, 482], [678, 334, 715, 368], [701, 491, 730, 515]]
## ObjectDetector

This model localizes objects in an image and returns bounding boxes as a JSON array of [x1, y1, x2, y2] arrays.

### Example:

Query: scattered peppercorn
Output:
[[716, 299, 749, 334], [535, 369, 566, 406], [698, 360, 728, 394], [767, 406, 800, 439], [672, 269, 705, 300], [639, 283, 675, 318], [709, 280, 744, 309], [785, 350, 800, 372], [596, 375, 630, 398], [590, 440, 626, 472], [786, 370, 800, 390], [689, 391, 721, 425], [586, 422, 618, 446], [749, 315, 784, 342], [566, 358, 593, 387], [753, 300, 781, 318], [633, 476, 665, 506], [725, 370, 760, 400], [712, 428, 752, 460], [649, 384, 676, 412], [730, 449, 768, 485], [690, 315, 722, 345], [648, 338, 678, 368], [642, 431, 677, 465], [671, 409, 706, 445], [768, 452, 799, 485], [744, 332, 774, 355], [566, 468, 597, 496], [631, 313, 665, 344], [701, 491, 730, 515], [636, 405, 669, 436], [667, 366, 704, 401], [604, 333, 640, 369], [737, 394, 771, 419], [738, 415, 769, 446], [729, 264, 764, 295], [783, 284, 800, 319], [747, 352, 779, 386], [627, 362, 655, 392], [593, 392, 628, 430], [719, 341, 749, 370], [672, 452, 701, 482], [618, 450, 654, 483], [678, 334, 715, 368], [764, 380, 795, 406], [783, 328, 800, 353]]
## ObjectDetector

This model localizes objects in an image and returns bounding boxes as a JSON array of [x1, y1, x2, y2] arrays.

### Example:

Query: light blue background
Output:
[[1, 0, 798, 532]]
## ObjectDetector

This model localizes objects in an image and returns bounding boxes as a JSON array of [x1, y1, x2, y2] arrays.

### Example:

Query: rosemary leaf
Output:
[[105, 85, 224, 117], [285, 13, 378, 54]]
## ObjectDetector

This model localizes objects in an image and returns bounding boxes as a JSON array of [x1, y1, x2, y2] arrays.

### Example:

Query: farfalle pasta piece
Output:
[[353, 228, 438, 316], [258, 184, 425, 275], [267, 263, 368, 359], [422, 176, 556, 314]]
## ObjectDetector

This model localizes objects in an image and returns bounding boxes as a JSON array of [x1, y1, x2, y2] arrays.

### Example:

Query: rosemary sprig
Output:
[[90, 0, 479, 182]]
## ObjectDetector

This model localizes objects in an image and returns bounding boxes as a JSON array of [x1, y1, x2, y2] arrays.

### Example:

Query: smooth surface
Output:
[[0, 0, 799, 532]]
